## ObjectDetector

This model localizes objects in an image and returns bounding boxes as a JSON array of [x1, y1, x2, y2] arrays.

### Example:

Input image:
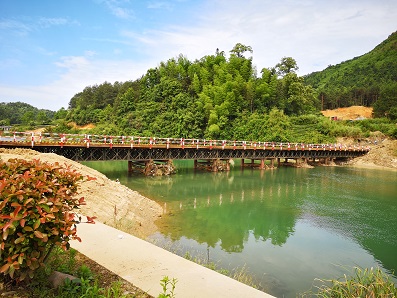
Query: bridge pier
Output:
[[241, 158, 276, 170], [128, 159, 175, 176], [194, 159, 230, 172]]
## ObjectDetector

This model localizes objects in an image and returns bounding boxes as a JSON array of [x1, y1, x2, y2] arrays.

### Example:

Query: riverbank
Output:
[[344, 138, 397, 171]]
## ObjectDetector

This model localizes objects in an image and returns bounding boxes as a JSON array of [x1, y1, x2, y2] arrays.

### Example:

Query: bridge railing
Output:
[[0, 131, 371, 152]]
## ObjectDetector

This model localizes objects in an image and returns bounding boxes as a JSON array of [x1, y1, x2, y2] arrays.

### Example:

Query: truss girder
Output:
[[0, 144, 367, 161]]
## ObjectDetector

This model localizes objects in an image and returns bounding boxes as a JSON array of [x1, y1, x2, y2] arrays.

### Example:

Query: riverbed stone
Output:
[[48, 271, 80, 289]]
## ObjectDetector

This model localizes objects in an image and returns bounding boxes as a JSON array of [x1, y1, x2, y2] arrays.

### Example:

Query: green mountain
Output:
[[0, 102, 56, 125], [304, 31, 397, 118]]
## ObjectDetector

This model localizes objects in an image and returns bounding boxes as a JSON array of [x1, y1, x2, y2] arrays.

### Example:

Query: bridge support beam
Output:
[[270, 158, 275, 168], [128, 160, 133, 174], [241, 158, 275, 170]]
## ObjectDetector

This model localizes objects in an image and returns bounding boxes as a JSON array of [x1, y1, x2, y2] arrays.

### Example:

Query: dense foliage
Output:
[[0, 102, 58, 126], [304, 31, 397, 120], [0, 158, 94, 281], [64, 43, 320, 140]]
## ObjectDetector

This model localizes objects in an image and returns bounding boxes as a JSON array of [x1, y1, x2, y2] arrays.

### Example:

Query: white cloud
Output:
[[38, 17, 69, 27], [118, 0, 397, 74], [103, 0, 135, 19], [147, 1, 173, 10], [0, 19, 32, 36], [0, 55, 153, 110], [0, 58, 22, 70]]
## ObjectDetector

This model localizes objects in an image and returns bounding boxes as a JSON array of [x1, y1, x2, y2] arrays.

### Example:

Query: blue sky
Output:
[[1, 0, 396, 111]]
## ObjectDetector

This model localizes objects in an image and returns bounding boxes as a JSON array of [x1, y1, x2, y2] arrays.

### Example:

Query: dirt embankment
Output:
[[0, 148, 163, 238], [321, 106, 373, 120], [344, 138, 397, 170], [321, 106, 396, 170]]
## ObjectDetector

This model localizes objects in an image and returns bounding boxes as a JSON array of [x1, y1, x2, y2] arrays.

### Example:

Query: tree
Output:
[[373, 82, 397, 119], [229, 43, 253, 58], [275, 57, 299, 77], [36, 111, 49, 125], [265, 108, 292, 141], [53, 107, 68, 120], [21, 111, 35, 126]]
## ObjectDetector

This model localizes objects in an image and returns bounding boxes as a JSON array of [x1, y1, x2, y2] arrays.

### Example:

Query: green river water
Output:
[[83, 161, 397, 297]]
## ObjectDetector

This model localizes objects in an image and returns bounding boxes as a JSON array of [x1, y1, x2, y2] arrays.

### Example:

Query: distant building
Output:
[[0, 126, 12, 131]]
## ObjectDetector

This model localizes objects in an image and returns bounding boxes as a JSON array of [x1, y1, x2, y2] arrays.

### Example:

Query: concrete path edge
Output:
[[70, 221, 275, 298]]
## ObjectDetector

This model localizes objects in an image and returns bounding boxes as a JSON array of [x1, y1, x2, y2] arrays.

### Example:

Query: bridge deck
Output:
[[0, 131, 370, 162]]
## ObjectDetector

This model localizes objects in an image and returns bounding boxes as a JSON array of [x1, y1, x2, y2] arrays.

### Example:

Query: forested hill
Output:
[[0, 102, 57, 126], [66, 44, 321, 141], [304, 31, 397, 117]]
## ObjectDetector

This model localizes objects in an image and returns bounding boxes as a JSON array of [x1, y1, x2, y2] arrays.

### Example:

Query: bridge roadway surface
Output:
[[71, 219, 274, 298], [0, 132, 369, 161]]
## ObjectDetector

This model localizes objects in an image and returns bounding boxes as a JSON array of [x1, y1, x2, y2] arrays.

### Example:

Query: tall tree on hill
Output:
[[275, 57, 299, 77], [229, 43, 253, 58]]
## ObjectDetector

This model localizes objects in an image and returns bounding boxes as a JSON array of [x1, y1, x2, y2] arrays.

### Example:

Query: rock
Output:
[[48, 271, 80, 289], [1, 291, 17, 297]]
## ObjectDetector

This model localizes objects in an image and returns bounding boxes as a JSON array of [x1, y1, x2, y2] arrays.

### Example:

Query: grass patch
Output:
[[300, 267, 397, 297]]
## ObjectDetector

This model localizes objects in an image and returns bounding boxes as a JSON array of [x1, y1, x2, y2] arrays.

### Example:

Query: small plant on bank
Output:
[[301, 267, 397, 297], [158, 276, 177, 298], [0, 158, 96, 282]]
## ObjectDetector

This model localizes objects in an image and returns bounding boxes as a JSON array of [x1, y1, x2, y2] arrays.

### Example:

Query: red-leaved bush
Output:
[[0, 158, 95, 281]]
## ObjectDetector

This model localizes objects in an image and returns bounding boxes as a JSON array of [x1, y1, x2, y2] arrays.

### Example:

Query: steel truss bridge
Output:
[[0, 131, 369, 162]]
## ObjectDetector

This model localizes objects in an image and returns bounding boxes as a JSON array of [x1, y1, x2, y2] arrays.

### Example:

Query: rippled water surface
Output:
[[84, 161, 397, 297]]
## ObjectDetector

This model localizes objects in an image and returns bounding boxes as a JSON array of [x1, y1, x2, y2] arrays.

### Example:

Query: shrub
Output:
[[0, 158, 95, 281]]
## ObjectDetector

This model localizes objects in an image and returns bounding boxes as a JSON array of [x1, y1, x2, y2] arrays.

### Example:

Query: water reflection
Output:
[[155, 177, 302, 251]]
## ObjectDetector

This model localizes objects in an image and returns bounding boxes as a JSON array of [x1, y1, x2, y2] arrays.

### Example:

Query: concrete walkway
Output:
[[70, 221, 275, 298]]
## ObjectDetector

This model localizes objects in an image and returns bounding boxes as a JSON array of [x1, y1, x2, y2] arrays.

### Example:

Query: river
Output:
[[83, 160, 397, 297]]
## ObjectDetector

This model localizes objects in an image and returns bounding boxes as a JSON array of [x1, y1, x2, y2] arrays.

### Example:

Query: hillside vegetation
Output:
[[0, 102, 58, 126], [304, 31, 397, 119], [63, 45, 321, 142]]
